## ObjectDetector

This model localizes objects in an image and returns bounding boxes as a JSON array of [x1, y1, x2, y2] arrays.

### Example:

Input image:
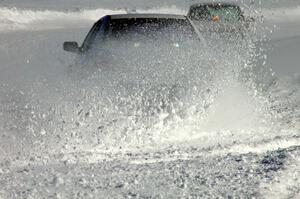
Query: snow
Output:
[[0, 0, 299, 198]]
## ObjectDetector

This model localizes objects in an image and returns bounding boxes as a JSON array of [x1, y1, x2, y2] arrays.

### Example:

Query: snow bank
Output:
[[0, 6, 187, 31], [1, 5, 300, 32], [0, 7, 126, 31]]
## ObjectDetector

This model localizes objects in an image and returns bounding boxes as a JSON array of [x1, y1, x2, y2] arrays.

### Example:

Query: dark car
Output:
[[64, 14, 202, 54], [187, 2, 254, 35], [63, 14, 208, 117]]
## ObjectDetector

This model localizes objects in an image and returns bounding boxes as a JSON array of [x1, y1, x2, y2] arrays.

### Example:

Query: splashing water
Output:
[[0, 3, 299, 198]]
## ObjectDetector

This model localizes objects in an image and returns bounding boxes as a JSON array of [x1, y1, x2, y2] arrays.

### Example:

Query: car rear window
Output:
[[189, 5, 242, 22]]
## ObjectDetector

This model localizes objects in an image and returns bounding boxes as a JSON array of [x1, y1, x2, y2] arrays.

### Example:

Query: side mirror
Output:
[[63, 41, 80, 53]]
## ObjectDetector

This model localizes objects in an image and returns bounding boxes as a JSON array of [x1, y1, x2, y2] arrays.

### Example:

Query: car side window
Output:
[[81, 20, 102, 51], [82, 15, 112, 51]]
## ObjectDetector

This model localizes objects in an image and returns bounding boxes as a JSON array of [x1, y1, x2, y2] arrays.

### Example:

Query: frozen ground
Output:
[[0, 1, 299, 198]]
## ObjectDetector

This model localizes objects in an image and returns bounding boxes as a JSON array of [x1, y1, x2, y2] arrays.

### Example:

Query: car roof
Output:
[[109, 14, 187, 20], [189, 2, 240, 8]]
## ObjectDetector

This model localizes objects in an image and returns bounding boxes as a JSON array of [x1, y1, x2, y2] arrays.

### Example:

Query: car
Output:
[[63, 14, 209, 118], [63, 14, 203, 55], [188, 2, 244, 22], [63, 14, 207, 77], [187, 2, 254, 35]]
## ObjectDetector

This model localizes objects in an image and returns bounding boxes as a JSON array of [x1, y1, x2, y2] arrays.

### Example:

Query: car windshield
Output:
[[107, 18, 197, 41], [189, 5, 242, 22], [87, 17, 198, 49]]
